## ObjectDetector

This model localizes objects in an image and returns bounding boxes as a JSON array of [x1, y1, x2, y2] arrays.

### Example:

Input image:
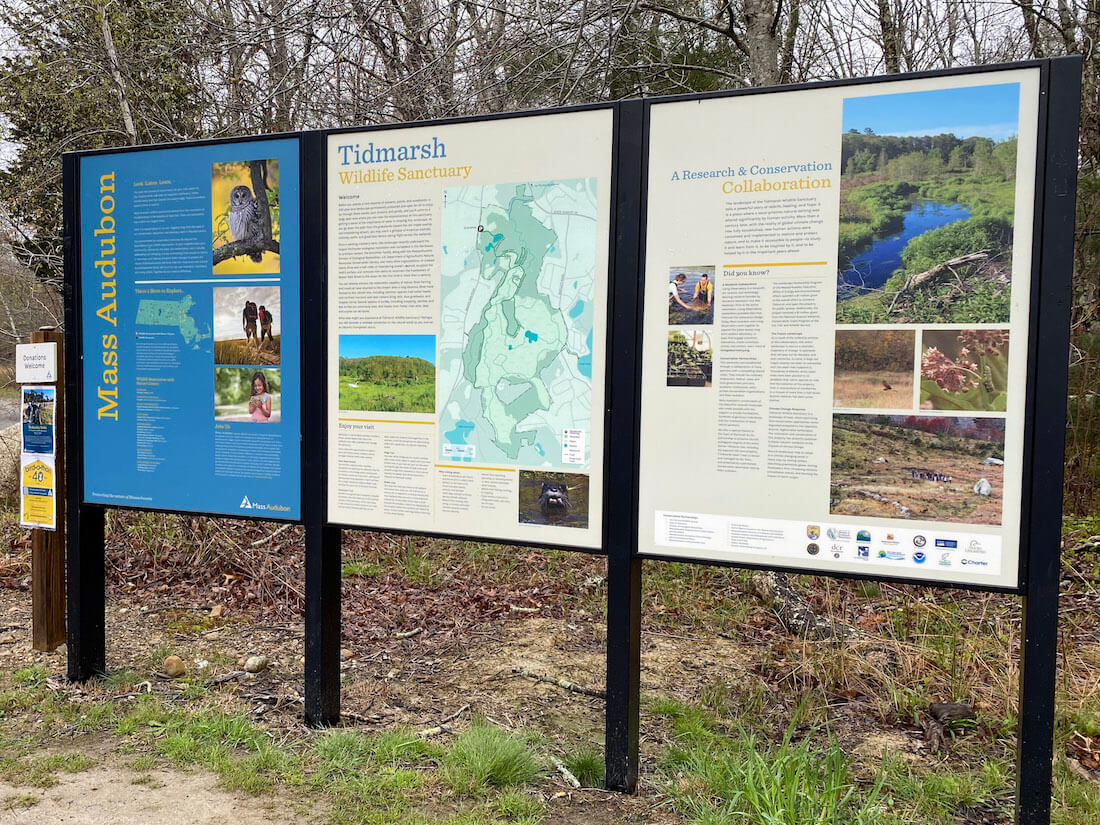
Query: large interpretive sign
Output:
[[637, 68, 1041, 588], [80, 139, 301, 518], [326, 110, 613, 548]]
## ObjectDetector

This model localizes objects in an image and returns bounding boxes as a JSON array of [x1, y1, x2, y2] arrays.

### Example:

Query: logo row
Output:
[[804, 525, 990, 568]]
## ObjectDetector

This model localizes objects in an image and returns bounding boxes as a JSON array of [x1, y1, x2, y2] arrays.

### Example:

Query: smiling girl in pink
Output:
[[248, 372, 272, 423]]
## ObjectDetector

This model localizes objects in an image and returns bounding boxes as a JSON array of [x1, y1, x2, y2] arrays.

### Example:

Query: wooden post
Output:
[[30, 328, 65, 651]]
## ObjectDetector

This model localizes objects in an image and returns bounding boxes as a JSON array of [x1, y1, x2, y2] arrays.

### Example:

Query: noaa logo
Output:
[[913, 535, 927, 547], [807, 526, 821, 540], [913, 551, 927, 564]]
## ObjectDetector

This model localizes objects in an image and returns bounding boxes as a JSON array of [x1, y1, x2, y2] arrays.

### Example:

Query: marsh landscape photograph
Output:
[[836, 83, 1020, 324], [338, 334, 436, 413], [831, 414, 1006, 525]]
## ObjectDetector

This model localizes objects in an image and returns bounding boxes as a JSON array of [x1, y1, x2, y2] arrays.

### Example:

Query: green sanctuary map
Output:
[[135, 295, 210, 348], [438, 179, 597, 469]]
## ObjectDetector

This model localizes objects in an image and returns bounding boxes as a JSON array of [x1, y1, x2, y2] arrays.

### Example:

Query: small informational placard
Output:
[[636, 68, 1041, 589], [79, 139, 302, 518], [325, 109, 614, 548], [15, 342, 57, 384], [20, 386, 55, 455], [20, 454, 56, 530]]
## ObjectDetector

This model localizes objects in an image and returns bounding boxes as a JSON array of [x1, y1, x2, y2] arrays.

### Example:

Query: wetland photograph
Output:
[[835, 83, 1021, 325]]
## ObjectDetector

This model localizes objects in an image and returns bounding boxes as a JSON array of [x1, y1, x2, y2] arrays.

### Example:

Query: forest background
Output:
[[0, 0, 1096, 583], [0, 4, 1097, 823], [1, 2, 1098, 510]]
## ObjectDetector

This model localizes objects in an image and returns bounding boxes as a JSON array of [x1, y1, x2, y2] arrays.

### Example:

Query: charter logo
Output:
[[239, 495, 291, 513]]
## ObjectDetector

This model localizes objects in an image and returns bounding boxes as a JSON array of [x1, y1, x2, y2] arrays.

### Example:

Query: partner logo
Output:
[[938, 552, 952, 567], [935, 538, 957, 548], [240, 496, 253, 510], [913, 535, 927, 547], [913, 551, 927, 564], [856, 545, 870, 559], [807, 525, 821, 540], [857, 529, 871, 542], [807, 543, 820, 555]]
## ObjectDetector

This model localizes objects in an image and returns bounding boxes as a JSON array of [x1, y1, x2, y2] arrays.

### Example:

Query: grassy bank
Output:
[[0, 508, 1097, 822]]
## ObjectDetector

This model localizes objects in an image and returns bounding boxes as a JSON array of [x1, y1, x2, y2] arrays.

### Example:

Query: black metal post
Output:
[[300, 131, 342, 726], [605, 99, 646, 793], [62, 152, 107, 681], [1016, 56, 1081, 825]]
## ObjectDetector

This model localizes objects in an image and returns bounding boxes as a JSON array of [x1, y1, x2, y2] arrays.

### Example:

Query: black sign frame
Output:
[[603, 58, 1081, 825], [59, 59, 1081, 825]]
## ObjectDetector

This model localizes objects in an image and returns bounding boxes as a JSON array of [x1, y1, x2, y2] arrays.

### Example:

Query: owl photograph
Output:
[[212, 158, 280, 274]]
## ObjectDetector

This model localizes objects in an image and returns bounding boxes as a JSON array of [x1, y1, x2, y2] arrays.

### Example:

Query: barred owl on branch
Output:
[[228, 184, 264, 263]]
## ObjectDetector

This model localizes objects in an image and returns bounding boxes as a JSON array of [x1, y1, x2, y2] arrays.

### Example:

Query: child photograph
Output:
[[214, 368, 281, 423]]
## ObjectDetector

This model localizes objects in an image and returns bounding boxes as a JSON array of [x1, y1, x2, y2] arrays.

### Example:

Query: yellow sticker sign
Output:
[[20, 455, 56, 530]]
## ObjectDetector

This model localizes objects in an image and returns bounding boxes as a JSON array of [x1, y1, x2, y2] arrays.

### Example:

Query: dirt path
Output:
[[0, 763, 310, 824], [0, 397, 18, 430]]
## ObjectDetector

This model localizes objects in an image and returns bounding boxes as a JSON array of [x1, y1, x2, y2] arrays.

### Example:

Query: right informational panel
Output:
[[326, 109, 613, 549], [637, 68, 1041, 588]]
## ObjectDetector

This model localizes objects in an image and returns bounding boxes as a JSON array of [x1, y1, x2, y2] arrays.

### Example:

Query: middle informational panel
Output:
[[326, 109, 613, 549], [637, 68, 1040, 589]]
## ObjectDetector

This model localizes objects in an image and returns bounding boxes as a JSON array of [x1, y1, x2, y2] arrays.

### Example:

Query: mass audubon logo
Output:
[[239, 495, 291, 513]]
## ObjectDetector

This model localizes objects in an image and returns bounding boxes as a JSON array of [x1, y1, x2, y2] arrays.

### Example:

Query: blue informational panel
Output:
[[80, 139, 301, 518]]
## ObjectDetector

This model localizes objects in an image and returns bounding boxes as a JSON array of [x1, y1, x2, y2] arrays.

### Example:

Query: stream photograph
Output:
[[835, 82, 1021, 324]]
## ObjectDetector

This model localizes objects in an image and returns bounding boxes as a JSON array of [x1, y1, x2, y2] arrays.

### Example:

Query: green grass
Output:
[[881, 757, 1011, 824], [127, 754, 158, 772], [12, 665, 47, 687], [442, 723, 541, 796], [1053, 759, 1100, 825], [659, 711, 892, 825], [341, 559, 383, 578], [338, 376, 434, 413], [0, 752, 97, 789], [215, 336, 280, 365], [103, 669, 146, 690], [2, 794, 39, 809], [562, 746, 604, 788]]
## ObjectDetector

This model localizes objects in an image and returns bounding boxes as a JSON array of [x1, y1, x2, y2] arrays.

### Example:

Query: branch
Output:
[[213, 237, 280, 265], [250, 159, 273, 243], [904, 251, 990, 291], [512, 667, 606, 699]]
